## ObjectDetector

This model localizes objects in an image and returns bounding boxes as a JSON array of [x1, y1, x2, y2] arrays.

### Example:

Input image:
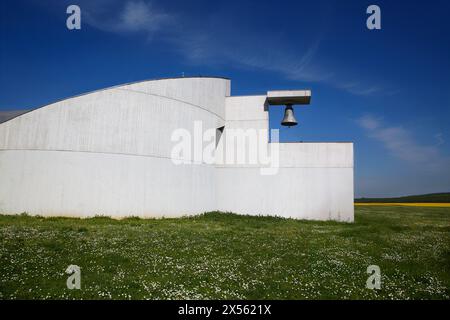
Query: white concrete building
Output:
[[0, 77, 353, 221]]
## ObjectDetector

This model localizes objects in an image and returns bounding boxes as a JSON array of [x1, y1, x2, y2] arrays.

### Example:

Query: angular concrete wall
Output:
[[0, 76, 354, 221], [216, 95, 354, 221], [216, 143, 354, 221]]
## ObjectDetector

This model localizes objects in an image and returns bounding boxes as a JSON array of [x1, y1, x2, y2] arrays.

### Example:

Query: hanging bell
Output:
[[281, 104, 298, 127]]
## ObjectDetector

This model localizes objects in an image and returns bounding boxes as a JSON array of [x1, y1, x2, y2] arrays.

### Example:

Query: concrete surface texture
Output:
[[0, 77, 354, 221]]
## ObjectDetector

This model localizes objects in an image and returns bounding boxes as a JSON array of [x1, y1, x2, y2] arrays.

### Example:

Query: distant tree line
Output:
[[354, 193, 450, 203]]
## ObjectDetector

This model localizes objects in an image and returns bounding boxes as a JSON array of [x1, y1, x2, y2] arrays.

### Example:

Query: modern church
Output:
[[0, 77, 354, 221]]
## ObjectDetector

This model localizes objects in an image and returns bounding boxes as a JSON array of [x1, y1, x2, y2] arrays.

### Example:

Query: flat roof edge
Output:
[[267, 90, 312, 105]]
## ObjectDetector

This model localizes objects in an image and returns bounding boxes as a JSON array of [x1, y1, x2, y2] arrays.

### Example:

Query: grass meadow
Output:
[[0, 206, 449, 300]]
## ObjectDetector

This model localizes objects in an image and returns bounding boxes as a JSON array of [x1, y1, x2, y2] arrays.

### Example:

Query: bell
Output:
[[281, 104, 298, 127]]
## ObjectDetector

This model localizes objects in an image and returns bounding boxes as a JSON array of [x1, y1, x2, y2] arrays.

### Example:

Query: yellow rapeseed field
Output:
[[355, 203, 450, 207]]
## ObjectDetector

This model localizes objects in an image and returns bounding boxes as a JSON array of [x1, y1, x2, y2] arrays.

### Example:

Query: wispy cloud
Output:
[[434, 133, 445, 146], [337, 82, 382, 96], [233, 39, 335, 83], [70, 0, 385, 95], [118, 1, 171, 32], [357, 114, 449, 171], [83, 0, 173, 37], [356, 114, 450, 196], [172, 31, 332, 83]]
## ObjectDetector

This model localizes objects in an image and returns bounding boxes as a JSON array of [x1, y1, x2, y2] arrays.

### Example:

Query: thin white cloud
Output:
[[337, 82, 382, 96], [356, 114, 450, 196], [435, 133, 445, 146], [357, 114, 449, 171], [171, 25, 387, 95], [61, 0, 385, 95], [239, 39, 335, 83], [357, 114, 380, 130], [117, 1, 171, 33], [169, 26, 333, 83], [83, 0, 173, 36]]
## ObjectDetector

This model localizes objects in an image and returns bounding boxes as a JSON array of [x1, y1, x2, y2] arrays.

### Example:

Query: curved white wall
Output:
[[0, 77, 353, 221], [0, 77, 230, 217]]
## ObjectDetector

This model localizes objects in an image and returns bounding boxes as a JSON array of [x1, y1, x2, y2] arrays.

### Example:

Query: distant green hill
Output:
[[355, 192, 450, 203]]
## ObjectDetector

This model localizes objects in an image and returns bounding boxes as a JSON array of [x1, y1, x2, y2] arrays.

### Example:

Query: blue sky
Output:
[[1, 0, 449, 197]]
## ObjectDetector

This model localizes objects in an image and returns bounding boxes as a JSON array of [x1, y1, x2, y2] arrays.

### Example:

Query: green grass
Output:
[[0, 207, 449, 300], [355, 192, 450, 203]]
